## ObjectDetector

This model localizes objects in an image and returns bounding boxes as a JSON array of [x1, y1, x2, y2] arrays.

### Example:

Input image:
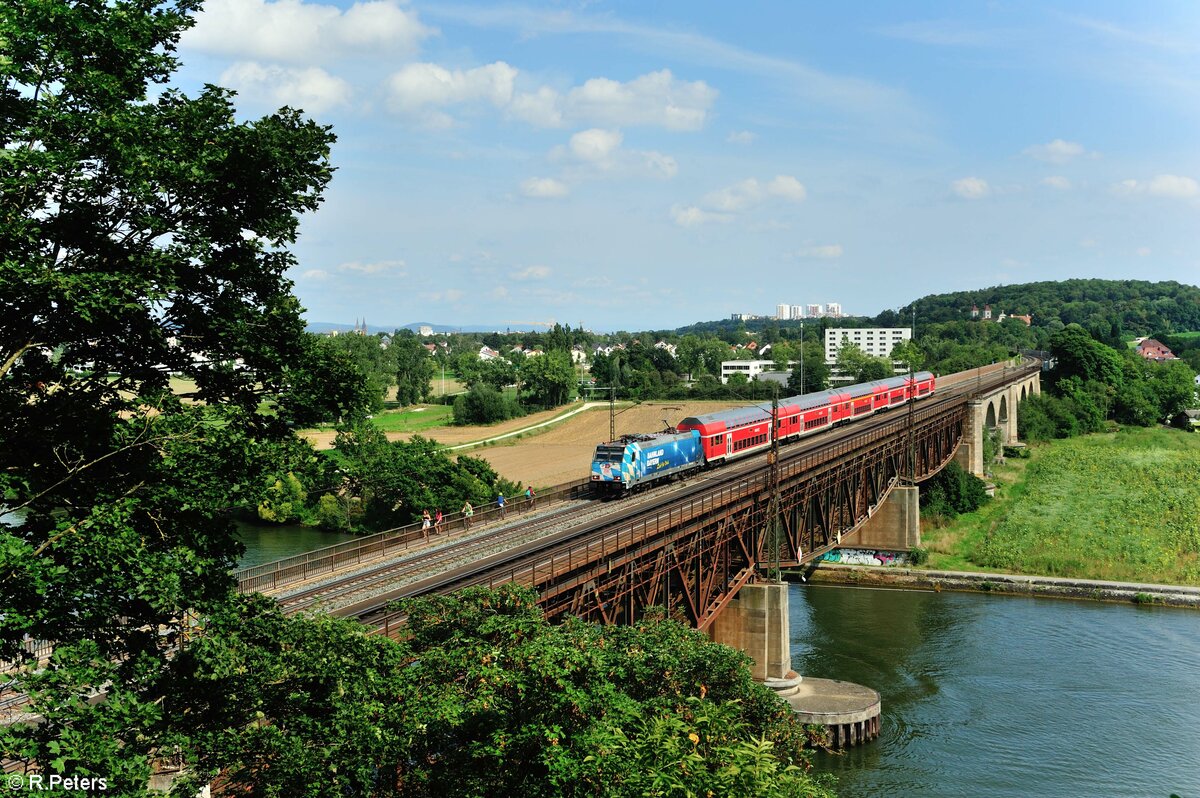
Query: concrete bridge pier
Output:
[[854, 485, 921, 551], [710, 581, 881, 747]]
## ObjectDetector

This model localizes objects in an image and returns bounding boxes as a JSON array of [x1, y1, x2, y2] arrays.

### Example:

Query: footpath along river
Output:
[[793, 583, 1200, 798]]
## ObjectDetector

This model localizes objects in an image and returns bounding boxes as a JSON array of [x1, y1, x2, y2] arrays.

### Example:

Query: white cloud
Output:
[[491, 286, 510, 300], [1146, 174, 1199, 198], [1113, 174, 1199, 198], [520, 177, 569, 198], [952, 177, 990, 199], [563, 70, 717, 130], [508, 87, 564, 127], [511, 265, 552, 280], [1136, 246, 1153, 257], [301, 268, 330, 280], [795, 244, 843, 259], [569, 128, 624, 162], [338, 259, 403, 274], [387, 62, 517, 120], [1042, 176, 1072, 190], [727, 130, 757, 144], [1023, 139, 1086, 163], [767, 175, 807, 202], [550, 130, 676, 181], [702, 175, 807, 212], [220, 62, 351, 113], [670, 205, 732, 227], [384, 64, 714, 129], [184, 0, 432, 63]]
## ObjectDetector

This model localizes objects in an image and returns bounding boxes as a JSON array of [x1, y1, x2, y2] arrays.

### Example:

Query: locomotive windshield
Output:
[[593, 445, 626, 463]]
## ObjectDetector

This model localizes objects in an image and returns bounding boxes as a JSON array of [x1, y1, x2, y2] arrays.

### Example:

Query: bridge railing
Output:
[[235, 477, 596, 594]]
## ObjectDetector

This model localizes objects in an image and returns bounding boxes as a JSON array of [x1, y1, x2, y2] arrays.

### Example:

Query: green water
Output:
[[234, 519, 358, 569], [792, 584, 1200, 798]]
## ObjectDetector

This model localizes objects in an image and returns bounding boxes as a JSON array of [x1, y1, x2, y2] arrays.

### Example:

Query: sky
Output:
[[172, 0, 1200, 331]]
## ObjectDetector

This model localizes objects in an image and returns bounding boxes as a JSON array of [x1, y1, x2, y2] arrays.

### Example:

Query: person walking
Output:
[[434, 508, 443, 534], [497, 493, 506, 519], [462, 500, 474, 530], [526, 486, 536, 510], [421, 509, 432, 539]]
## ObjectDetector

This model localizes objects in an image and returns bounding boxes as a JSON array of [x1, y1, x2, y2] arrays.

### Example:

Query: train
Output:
[[589, 372, 936, 493]]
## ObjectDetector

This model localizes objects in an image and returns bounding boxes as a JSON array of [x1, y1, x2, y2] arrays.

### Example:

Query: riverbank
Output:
[[793, 563, 1200, 608], [921, 426, 1200, 586]]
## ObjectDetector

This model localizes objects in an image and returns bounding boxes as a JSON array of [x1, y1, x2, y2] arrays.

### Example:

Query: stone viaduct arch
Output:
[[953, 369, 1041, 477]]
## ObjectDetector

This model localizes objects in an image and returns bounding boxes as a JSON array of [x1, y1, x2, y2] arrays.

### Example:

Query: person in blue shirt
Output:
[[497, 493, 506, 518]]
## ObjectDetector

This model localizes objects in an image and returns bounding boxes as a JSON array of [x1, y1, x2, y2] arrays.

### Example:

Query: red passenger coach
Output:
[[676, 405, 772, 465]]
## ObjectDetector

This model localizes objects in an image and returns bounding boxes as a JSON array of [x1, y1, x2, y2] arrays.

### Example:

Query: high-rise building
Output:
[[776, 303, 791, 320], [790, 304, 804, 319], [807, 304, 823, 318], [826, 302, 843, 318]]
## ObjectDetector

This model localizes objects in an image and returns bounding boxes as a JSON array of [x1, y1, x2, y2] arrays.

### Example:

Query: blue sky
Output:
[[174, 1, 1200, 331]]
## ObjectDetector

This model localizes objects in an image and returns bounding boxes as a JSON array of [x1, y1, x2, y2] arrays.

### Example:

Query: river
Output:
[[792, 583, 1200, 798], [234, 520, 358, 569]]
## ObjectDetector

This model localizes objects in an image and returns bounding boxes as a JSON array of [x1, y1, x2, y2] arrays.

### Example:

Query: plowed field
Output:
[[461, 401, 742, 487]]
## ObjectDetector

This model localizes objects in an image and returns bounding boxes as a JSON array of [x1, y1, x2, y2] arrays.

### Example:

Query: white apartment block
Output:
[[790, 304, 804, 320], [720, 359, 797, 384], [807, 304, 823, 318], [824, 327, 912, 364], [776, 303, 791, 320]]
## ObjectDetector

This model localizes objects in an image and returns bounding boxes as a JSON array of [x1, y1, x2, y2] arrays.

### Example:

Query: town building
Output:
[[824, 327, 912, 363], [776, 303, 791, 321], [1135, 339, 1178, 362], [720, 359, 797, 384]]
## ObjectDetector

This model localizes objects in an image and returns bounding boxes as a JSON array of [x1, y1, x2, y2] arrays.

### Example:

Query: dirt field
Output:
[[461, 401, 743, 488]]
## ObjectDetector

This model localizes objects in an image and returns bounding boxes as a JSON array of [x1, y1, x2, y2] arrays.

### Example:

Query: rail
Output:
[[235, 477, 596, 594]]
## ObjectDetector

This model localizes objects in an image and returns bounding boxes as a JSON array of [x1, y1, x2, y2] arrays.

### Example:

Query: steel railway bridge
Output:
[[235, 361, 1041, 639]]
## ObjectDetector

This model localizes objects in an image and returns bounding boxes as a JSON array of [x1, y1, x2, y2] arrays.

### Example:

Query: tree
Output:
[[452, 383, 521, 425], [521, 350, 575, 407], [276, 333, 375, 425], [393, 332, 435, 406], [0, 0, 345, 787], [835, 342, 892, 383]]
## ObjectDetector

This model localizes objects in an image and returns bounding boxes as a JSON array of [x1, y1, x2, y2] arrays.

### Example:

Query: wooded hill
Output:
[[909, 279, 1200, 334]]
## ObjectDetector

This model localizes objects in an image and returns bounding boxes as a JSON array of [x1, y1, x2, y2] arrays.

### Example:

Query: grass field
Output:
[[922, 427, 1200, 585], [370, 404, 454, 433]]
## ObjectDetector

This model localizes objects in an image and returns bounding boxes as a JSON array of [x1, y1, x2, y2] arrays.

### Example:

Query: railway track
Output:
[[337, 361, 1038, 632]]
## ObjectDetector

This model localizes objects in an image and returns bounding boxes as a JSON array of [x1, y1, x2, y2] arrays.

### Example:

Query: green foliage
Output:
[[256, 472, 307, 524], [920, 462, 990, 520], [323, 330, 401, 409], [835, 341, 892, 382], [908, 279, 1200, 334], [521, 350, 576, 407], [453, 383, 523, 425], [331, 422, 500, 529], [276, 333, 375, 425], [312, 492, 350, 531], [393, 332, 436, 406], [908, 546, 930, 566], [926, 428, 1200, 585], [170, 588, 835, 798], [787, 342, 830, 394]]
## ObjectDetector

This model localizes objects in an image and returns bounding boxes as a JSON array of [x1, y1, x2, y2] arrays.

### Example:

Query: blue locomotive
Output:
[[589, 430, 703, 493]]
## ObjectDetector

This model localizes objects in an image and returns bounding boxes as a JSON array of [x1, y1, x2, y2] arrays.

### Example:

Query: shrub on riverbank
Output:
[[922, 427, 1200, 585]]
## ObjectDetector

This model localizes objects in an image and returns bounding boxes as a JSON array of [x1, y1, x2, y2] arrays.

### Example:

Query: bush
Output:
[[452, 383, 522, 425], [257, 472, 306, 523], [921, 462, 989, 519]]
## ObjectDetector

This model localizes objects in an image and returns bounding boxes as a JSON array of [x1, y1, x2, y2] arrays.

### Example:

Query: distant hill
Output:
[[304, 321, 512, 335], [909, 279, 1200, 334]]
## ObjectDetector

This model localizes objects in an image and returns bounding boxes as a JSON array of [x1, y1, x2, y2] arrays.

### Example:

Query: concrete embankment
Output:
[[790, 564, 1200, 608]]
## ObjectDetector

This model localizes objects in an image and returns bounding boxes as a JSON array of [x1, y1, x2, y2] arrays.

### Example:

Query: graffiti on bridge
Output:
[[817, 548, 908, 567]]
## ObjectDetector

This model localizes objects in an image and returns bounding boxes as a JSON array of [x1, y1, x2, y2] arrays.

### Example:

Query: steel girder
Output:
[[515, 402, 970, 629]]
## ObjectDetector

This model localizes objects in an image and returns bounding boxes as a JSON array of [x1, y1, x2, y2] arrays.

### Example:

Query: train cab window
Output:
[[713, 434, 724, 445]]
